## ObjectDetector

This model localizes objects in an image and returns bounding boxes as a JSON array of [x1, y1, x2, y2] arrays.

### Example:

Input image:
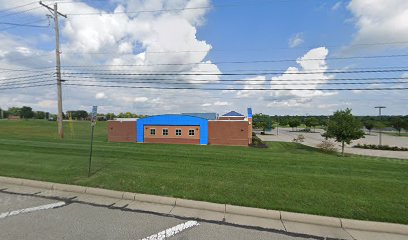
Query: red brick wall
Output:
[[108, 121, 136, 142], [208, 121, 250, 146], [144, 138, 200, 144], [144, 125, 200, 145], [218, 116, 245, 120]]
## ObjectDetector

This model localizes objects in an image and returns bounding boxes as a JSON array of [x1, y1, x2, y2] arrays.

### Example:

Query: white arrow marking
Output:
[[141, 220, 199, 240], [0, 201, 66, 219]]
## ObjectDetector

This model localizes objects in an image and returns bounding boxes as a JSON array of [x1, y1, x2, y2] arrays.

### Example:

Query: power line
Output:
[[0, 83, 55, 90], [0, 6, 43, 18], [1, 82, 408, 91], [60, 83, 408, 91], [0, 18, 50, 31], [0, 73, 54, 81], [60, 68, 408, 76], [59, 75, 408, 82], [60, 41, 408, 56], [0, 2, 37, 14], [3, 53, 408, 71], [0, 79, 54, 86], [60, 78, 408, 86], [56, 53, 408, 68], [0, 20, 50, 28]]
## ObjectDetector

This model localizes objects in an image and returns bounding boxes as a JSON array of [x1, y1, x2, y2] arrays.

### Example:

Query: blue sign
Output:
[[91, 106, 97, 123]]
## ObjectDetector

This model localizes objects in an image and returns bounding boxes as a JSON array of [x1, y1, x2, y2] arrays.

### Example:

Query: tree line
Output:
[[253, 113, 408, 135], [0, 106, 146, 121]]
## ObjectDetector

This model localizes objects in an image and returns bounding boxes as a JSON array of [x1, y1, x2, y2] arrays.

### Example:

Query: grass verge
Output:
[[0, 120, 407, 224]]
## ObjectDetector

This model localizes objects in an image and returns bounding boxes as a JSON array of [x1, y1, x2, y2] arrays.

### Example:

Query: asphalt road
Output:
[[0, 191, 318, 240]]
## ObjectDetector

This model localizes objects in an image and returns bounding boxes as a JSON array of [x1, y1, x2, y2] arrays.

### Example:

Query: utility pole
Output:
[[374, 106, 386, 146], [39, 1, 67, 138]]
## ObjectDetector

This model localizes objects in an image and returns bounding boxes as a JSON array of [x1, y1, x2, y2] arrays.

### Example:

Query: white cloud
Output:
[[288, 33, 304, 48], [134, 97, 148, 102], [201, 103, 212, 107], [213, 101, 230, 106], [270, 47, 336, 99], [332, 2, 342, 11], [95, 92, 107, 99], [347, 0, 408, 48]]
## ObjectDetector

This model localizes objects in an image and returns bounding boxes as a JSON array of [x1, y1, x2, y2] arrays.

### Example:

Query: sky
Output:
[[0, 0, 407, 116]]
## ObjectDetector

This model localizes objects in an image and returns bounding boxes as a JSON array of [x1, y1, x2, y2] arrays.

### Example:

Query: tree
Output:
[[253, 113, 274, 133], [106, 113, 116, 120], [20, 106, 34, 119], [391, 117, 405, 136], [363, 121, 375, 135], [323, 108, 364, 156], [288, 118, 301, 131], [66, 110, 88, 120], [305, 117, 319, 132], [8, 107, 21, 116], [34, 111, 46, 119]]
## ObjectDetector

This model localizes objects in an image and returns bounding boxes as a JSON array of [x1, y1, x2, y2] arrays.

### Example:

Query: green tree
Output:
[[8, 107, 21, 116], [288, 118, 301, 131], [20, 106, 34, 119], [305, 117, 319, 132], [253, 113, 274, 133], [363, 120, 375, 135], [34, 111, 46, 119], [323, 108, 364, 156], [391, 117, 405, 136], [106, 113, 116, 120]]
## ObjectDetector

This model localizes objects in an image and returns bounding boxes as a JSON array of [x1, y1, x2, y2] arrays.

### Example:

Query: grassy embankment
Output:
[[0, 120, 407, 224]]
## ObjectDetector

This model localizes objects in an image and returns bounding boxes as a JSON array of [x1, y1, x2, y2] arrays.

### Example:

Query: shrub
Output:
[[292, 134, 305, 143], [353, 143, 408, 151], [317, 140, 338, 153], [250, 133, 268, 148]]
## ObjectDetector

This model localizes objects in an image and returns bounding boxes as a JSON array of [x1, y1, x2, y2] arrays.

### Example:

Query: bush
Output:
[[292, 134, 305, 143], [317, 140, 337, 153], [299, 128, 311, 132], [250, 132, 268, 148], [353, 143, 408, 151]]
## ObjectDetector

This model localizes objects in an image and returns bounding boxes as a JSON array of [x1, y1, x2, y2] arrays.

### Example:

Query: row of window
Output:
[[150, 128, 195, 136]]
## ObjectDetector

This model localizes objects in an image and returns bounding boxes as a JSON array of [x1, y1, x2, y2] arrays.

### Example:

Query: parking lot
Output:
[[0, 187, 319, 240], [260, 128, 408, 159]]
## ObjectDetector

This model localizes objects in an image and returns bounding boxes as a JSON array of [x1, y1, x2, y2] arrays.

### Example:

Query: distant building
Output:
[[7, 115, 20, 120], [108, 108, 253, 146]]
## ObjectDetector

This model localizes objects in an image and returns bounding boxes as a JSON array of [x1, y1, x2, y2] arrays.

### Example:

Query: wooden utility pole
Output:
[[39, 1, 67, 138]]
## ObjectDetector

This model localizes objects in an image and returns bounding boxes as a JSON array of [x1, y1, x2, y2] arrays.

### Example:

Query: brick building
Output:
[[108, 108, 253, 146]]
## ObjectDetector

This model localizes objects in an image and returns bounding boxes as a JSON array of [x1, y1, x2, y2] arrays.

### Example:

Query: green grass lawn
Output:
[[0, 120, 407, 224]]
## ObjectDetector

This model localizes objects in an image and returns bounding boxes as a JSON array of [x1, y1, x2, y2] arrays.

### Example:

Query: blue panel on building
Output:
[[247, 108, 252, 118], [181, 112, 218, 120], [222, 111, 244, 117], [136, 114, 209, 145]]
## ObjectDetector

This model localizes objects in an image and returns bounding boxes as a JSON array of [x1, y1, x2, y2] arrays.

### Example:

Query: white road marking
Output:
[[141, 220, 199, 240], [0, 201, 66, 219]]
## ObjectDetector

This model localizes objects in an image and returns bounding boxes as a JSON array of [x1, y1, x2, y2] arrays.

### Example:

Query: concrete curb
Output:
[[281, 211, 341, 227], [226, 204, 280, 220], [177, 198, 225, 212], [0, 176, 407, 235], [341, 218, 408, 235]]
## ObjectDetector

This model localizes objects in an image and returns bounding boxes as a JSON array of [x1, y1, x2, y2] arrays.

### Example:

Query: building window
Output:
[[175, 129, 182, 136], [162, 129, 168, 136], [189, 129, 195, 136], [150, 129, 156, 135]]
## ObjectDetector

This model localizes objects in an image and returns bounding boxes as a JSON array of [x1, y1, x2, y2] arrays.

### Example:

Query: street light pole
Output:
[[374, 106, 386, 146]]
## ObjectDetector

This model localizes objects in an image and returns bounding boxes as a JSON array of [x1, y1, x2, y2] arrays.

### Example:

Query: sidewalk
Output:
[[0, 176, 407, 240]]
